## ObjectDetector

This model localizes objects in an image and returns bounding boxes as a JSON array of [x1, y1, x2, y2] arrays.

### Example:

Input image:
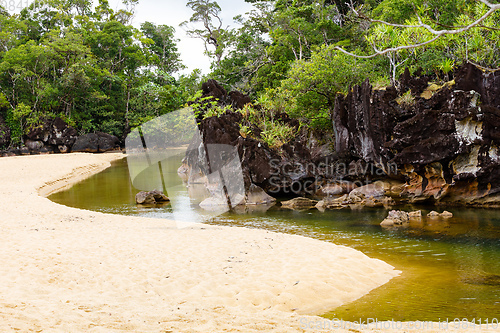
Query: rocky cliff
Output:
[[333, 64, 500, 206], [189, 64, 500, 208]]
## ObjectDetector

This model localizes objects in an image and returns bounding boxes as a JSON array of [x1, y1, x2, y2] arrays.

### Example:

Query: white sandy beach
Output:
[[0, 152, 485, 332]]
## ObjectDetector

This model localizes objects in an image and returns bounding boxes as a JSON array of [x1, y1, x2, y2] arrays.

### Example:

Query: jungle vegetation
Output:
[[0, 0, 499, 146]]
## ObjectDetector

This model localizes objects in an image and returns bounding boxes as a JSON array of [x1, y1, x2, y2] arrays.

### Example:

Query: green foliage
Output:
[[0, 92, 8, 108], [0, 0, 186, 144], [367, 0, 500, 81], [140, 21, 184, 74], [1, 0, 500, 148], [181, 0, 226, 67], [238, 123, 251, 137], [12, 102, 43, 135], [260, 119, 295, 148], [396, 90, 415, 105], [202, 104, 232, 119], [190, 93, 219, 118], [279, 45, 377, 129]]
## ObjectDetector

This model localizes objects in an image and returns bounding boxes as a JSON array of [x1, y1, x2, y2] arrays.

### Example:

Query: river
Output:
[[49, 157, 500, 322]]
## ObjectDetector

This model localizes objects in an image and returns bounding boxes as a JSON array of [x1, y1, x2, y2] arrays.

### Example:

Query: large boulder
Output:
[[135, 191, 156, 205], [25, 117, 78, 152], [245, 184, 276, 205], [25, 139, 44, 151], [348, 183, 385, 201], [72, 132, 120, 153], [380, 210, 410, 227], [135, 190, 169, 205], [72, 133, 99, 153]]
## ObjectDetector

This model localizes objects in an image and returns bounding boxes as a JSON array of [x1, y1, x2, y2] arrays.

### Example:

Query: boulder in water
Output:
[[281, 197, 318, 210], [380, 210, 410, 227], [136, 190, 169, 205]]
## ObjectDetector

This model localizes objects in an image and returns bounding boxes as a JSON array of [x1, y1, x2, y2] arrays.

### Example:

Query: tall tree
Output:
[[181, 0, 227, 68], [140, 21, 184, 74]]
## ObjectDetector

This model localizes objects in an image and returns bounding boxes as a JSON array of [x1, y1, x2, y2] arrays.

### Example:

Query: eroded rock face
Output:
[[182, 71, 500, 209], [25, 117, 78, 152], [334, 64, 500, 207], [183, 110, 315, 203]]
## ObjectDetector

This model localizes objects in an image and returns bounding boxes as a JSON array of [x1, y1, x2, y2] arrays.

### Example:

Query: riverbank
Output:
[[0, 153, 403, 331]]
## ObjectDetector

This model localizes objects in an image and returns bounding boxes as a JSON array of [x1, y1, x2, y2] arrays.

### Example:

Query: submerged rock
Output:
[[135, 190, 169, 205], [440, 211, 453, 218], [408, 210, 422, 218], [199, 193, 246, 211], [281, 197, 318, 210], [463, 274, 500, 286], [380, 210, 410, 227], [427, 211, 440, 217]]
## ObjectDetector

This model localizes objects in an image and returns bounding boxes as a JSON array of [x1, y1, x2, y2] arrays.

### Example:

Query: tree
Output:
[[238, 0, 366, 93], [334, 0, 500, 73], [140, 22, 184, 74], [280, 45, 374, 128], [181, 0, 227, 68], [210, 7, 272, 91]]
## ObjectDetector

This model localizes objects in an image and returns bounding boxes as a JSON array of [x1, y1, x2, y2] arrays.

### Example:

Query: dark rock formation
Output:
[[72, 132, 120, 153], [181, 70, 500, 209], [0, 116, 122, 157], [183, 109, 317, 199], [333, 64, 500, 207], [25, 117, 78, 153], [201, 79, 227, 101], [25, 139, 44, 151], [72, 133, 99, 153], [228, 90, 252, 109], [193, 79, 254, 118]]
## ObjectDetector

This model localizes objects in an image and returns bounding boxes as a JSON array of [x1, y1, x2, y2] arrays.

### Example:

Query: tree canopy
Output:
[[1, 0, 499, 148]]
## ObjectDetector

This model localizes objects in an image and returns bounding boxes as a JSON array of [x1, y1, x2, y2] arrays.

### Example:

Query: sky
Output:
[[107, 0, 255, 75]]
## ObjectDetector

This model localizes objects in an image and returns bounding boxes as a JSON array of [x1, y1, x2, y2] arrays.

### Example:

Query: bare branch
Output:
[[340, 0, 500, 59], [334, 35, 441, 59], [466, 60, 500, 72]]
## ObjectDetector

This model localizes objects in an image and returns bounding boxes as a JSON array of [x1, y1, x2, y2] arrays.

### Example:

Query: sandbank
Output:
[[0, 153, 405, 332]]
